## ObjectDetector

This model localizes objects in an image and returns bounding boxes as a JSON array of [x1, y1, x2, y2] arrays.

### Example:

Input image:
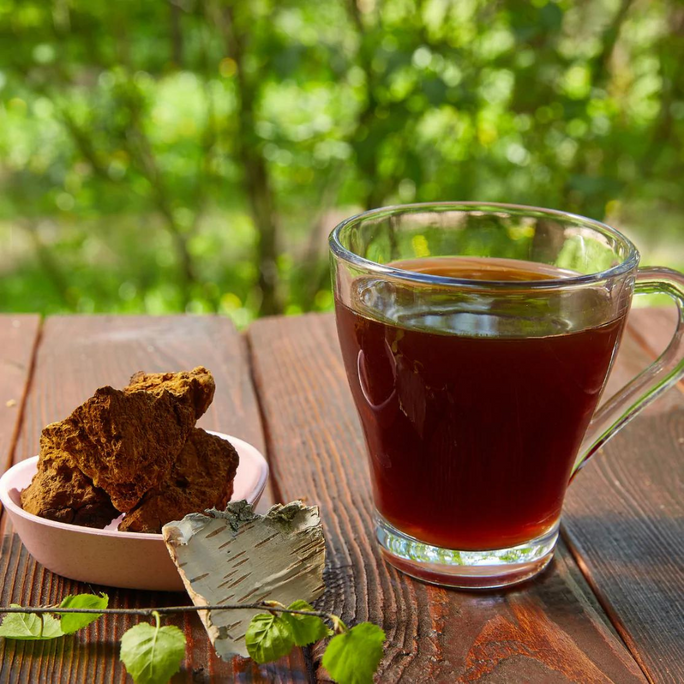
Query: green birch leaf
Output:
[[120, 621, 186, 684], [59, 593, 109, 634], [0, 605, 64, 640], [322, 622, 385, 684], [245, 613, 294, 663], [281, 600, 331, 646]]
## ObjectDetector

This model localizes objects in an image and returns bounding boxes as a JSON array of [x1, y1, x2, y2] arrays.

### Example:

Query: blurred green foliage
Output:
[[0, 0, 682, 322]]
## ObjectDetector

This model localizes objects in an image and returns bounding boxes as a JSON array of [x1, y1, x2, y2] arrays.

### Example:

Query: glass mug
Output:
[[329, 203, 684, 589]]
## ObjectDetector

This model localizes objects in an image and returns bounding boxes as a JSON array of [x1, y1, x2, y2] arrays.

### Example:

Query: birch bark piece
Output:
[[162, 500, 326, 659]]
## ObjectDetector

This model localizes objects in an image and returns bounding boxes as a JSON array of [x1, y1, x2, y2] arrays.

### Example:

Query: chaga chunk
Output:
[[118, 428, 239, 533], [125, 367, 215, 421], [20, 445, 118, 528], [20, 367, 229, 531], [44, 387, 195, 512]]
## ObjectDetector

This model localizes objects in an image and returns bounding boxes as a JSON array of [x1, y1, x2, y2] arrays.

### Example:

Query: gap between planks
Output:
[[242, 329, 285, 507]]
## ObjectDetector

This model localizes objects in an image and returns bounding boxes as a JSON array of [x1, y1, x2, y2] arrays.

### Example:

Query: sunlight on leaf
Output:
[[59, 593, 108, 634], [245, 613, 295, 663], [322, 622, 385, 684], [281, 600, 331, 646], [120, 619, 186, 684], [0, 606, 64, 640]]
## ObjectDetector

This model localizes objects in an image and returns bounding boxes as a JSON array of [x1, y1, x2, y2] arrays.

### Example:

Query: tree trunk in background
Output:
[[169, 1, 184, 68], [345, 0, 381, 210], [19, 220, 77, 310], [212, 2, 282, 316], [345, 0, 416, 211], [241, 155, 281, 316], [532, 219, 566, 265]]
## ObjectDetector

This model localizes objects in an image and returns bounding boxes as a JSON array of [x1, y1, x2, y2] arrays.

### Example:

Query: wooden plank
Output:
[[248, 313, 646, 683], [562, 307, 684, 684], [0, 315, 302, 684], [0, 315, 41, 478]]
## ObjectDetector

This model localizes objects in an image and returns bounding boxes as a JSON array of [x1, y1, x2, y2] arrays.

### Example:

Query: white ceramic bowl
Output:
[[0, 432, 268, 592]]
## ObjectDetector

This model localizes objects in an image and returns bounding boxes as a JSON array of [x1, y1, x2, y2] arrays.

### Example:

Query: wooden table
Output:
[[0, 308, 681, 683]]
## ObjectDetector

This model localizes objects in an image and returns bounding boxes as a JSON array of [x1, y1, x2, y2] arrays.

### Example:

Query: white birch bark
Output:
[[162, 500, 326, 659]]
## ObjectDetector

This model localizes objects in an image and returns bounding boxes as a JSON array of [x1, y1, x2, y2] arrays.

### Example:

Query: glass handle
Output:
[[572, 267, 684, 476]]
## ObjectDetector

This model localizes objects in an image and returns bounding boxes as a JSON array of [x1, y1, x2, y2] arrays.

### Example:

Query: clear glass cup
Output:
[[329, 202, 684, 589]]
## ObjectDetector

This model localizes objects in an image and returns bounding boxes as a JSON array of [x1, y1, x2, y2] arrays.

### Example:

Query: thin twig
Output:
[[0, 604, 331, 620]]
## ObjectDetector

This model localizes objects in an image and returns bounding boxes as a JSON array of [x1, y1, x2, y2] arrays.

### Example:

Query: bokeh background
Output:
[[1, 0, 683, 324]]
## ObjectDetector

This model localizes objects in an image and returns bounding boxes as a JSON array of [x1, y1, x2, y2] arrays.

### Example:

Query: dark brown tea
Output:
[[335, 257, 626, 550]]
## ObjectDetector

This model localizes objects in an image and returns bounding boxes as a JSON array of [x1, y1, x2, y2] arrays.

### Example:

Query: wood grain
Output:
[[0, 315, 41, 478], [248, 313, 646, 683], [563, 307, 684, 684], [0, 315, 304, 683]]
